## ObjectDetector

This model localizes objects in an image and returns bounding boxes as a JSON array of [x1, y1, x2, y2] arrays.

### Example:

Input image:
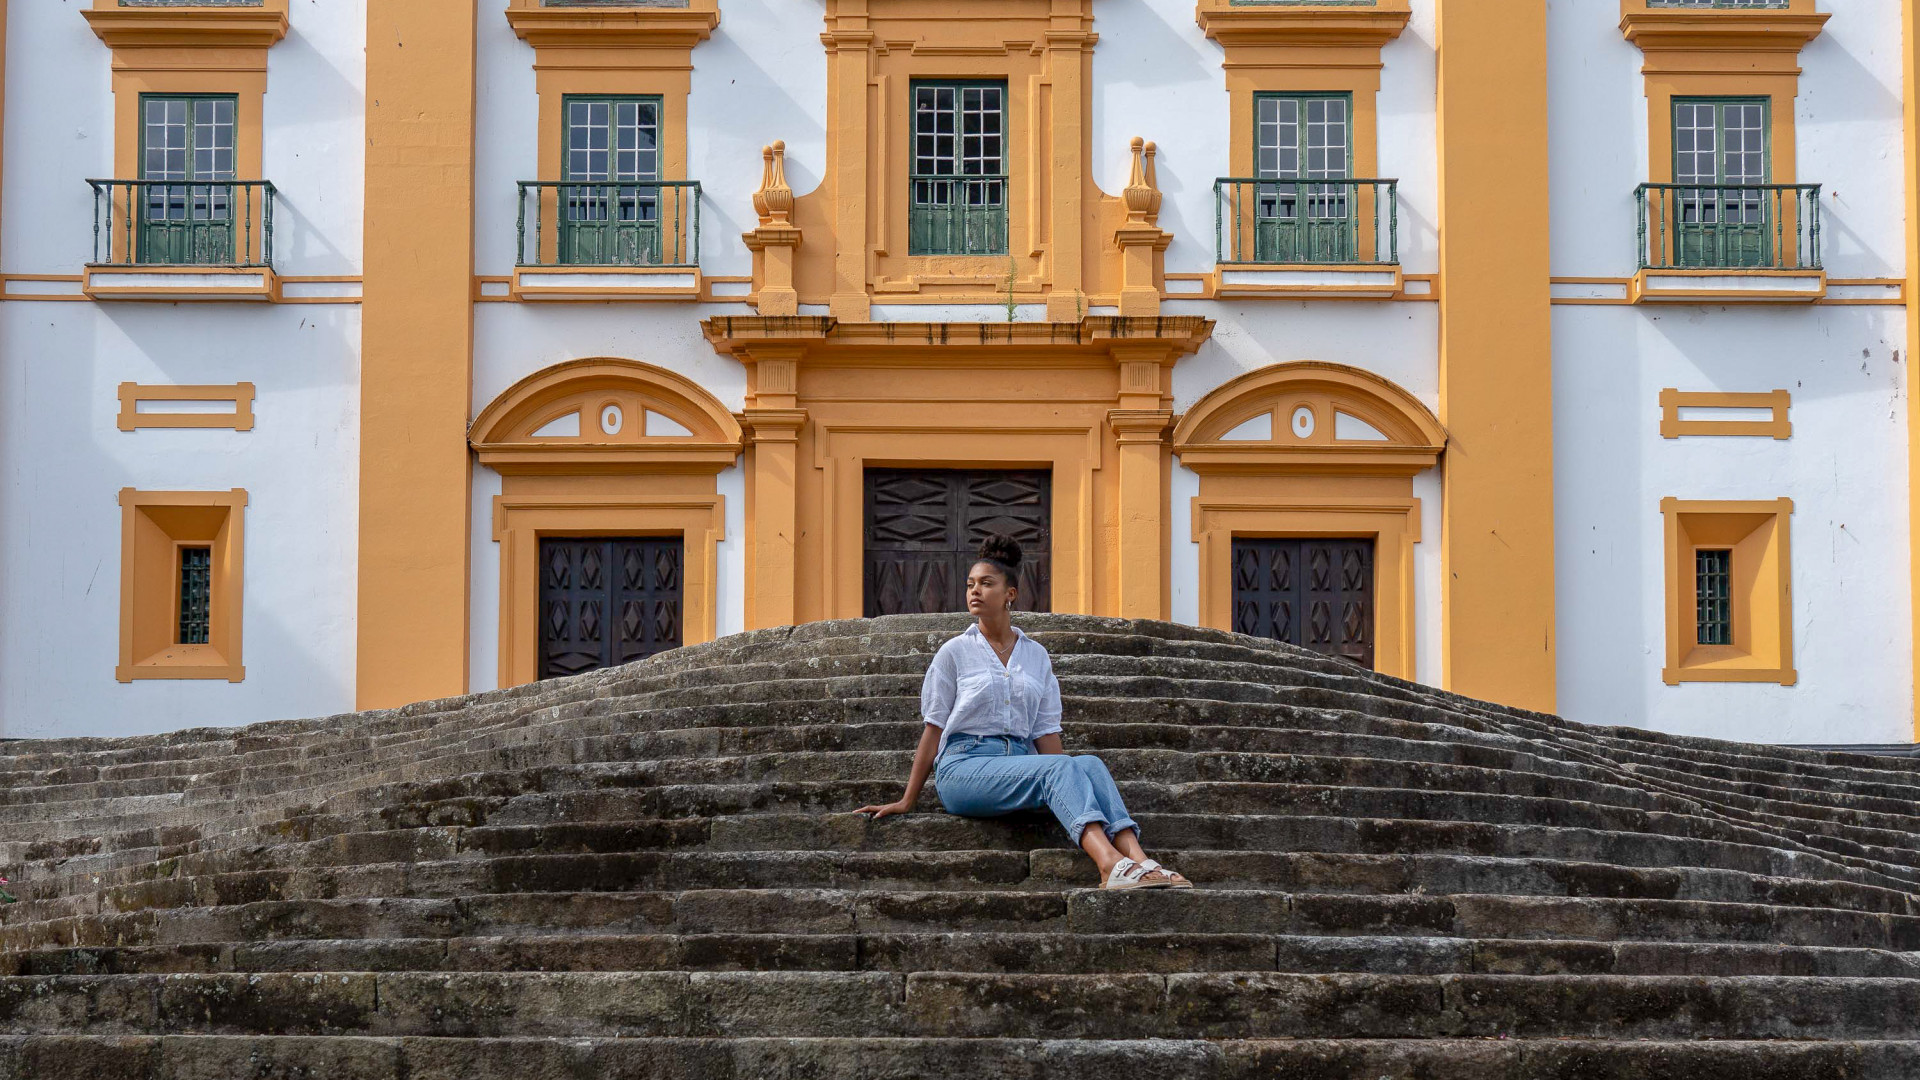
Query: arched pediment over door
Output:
[[469, 358, 742, 688], [1173, 361, 1446, 680]]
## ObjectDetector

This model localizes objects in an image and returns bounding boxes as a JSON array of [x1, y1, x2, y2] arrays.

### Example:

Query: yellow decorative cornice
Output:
[[83, 0, 288, 58], [1619, 0, 1828, 76], [505, 0, 720, 51], [1196, 0, 1411, 59]]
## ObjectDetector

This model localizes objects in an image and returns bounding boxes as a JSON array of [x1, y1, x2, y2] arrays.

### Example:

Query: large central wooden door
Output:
[[864, 469, 1051, 615], [539, 536, 683, 678], [1231, 537, 1374, 668]]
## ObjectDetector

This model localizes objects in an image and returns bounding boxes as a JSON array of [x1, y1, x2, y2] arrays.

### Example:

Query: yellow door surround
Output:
[[1173, 361, 1444, 682], [704, 315, 1212, 627], [470, 358, 741, 689]]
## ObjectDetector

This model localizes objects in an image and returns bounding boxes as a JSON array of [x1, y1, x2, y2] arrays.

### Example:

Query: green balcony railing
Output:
[[1214, 177, 1397, 266], [516, 180, 701, 268], [1636, 182, 1821, 271], [909, 174, 1008, 256], [89, 179, 275, 268]]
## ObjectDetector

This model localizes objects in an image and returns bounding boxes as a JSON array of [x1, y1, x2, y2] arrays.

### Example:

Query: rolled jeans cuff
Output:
[[1067, 813, 1140, 847]]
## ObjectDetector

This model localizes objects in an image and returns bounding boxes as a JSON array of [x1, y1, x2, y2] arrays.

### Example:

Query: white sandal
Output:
[[1136, 858, 1194, 889], [1101, 856, 1176, 890]]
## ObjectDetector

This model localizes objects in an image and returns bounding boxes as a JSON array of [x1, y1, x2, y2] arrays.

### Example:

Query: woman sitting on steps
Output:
[[857, 533, 1194, 891]]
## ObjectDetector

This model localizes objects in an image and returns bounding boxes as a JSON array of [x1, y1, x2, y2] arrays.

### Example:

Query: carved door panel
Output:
[[865, 468, 1051, 616], [1231, 537, 1373, 669], [539, 536, 683, 678]]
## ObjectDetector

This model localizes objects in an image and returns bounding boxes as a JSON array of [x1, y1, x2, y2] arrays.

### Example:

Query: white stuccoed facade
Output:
[[0, 0, 1912, 745]]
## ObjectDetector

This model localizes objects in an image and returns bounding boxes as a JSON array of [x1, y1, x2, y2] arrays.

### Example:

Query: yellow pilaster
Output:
[[1434, 0, 1556, 711], [740, 347, 807, 629], [356, 0, 475, 708], [824, 21, 872, 322], [1904, 0, 1920, 737], [1110, 411, 1171, 619]]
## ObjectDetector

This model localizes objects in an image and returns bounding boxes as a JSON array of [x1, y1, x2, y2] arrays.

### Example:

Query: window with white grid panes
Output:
[[1252, 93, 1354, 263], [138, 95, 236, 264], [1672, 98, 1769, 267], [910, 81, 1006, 255], [560, 96, 663, 265]]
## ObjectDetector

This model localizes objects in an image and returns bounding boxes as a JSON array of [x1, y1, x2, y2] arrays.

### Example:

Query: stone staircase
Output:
[[3, 613, 1920, 1078]]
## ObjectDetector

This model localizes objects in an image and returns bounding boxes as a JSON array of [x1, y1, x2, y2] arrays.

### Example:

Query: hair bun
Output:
[[977, 532, 1024, 572]]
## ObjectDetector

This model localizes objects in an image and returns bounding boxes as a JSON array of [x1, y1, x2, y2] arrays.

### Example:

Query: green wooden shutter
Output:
[[137, 94, 237, 265], [559, 95, 663, 266], [909, 81, 1007, 256], [1252, 92, 1356, 263]]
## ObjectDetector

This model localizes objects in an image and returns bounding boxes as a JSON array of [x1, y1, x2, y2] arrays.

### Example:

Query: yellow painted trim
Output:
[[115, 488, 246, 683], [1906, 0, 1920, 739], [1660, 496, 1795, 686], [491, 493, 726, 690], [1551, 275, 1901, 306], [469, 356, 744, 475], [357, 0, 476, 709], [1190, 496, 1420, 682], [1658, 388, 1790, 440], [1435, 0, 1556, 713], [83, 0, 286, 266], [117, 382, 256, 432], [1619, 0, 1825, 195], [506, 0, 715, 270], [783, 0, 1134, 318]]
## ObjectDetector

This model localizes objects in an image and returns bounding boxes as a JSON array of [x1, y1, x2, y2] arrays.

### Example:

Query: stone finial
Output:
[[754, 140, 794, 227], [1123, 136, 1160, 225]]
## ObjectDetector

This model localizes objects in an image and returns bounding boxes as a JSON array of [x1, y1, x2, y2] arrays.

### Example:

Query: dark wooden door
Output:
[[540, 537, 683, 678], [865, 469, 1051, 615], [1231, 537, 1374, 669]]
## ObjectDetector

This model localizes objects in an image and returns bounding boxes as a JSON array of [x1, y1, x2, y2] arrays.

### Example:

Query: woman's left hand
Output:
[[855, 799, 914, 820]]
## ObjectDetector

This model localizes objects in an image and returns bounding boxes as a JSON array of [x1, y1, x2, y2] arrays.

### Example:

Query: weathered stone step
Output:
[[10, 932, 1920, 980], [13, 888, 1919, 953], [7, 1035, 1918, 1080], [2, 970, 1918, 1040], [22, 820, 1913, 922]]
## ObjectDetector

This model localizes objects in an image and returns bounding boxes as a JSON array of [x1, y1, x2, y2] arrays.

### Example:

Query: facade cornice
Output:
[[702, 316, 1215, 359], [505, 0, 720, 50], [1619, 1, 1828, 75], [1195, 0, 1411, 54], [83, 0, 288, 57]]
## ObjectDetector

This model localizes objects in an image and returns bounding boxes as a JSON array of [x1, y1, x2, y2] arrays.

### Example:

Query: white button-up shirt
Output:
[[921, 623, 1064, 761]]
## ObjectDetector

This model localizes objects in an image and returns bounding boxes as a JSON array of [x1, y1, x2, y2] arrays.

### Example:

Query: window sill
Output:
[[84, 265, 276, 302], [1631, 267, 1824, 304], [118, 644, 244, 683], [1213, 263, 1403, 299]]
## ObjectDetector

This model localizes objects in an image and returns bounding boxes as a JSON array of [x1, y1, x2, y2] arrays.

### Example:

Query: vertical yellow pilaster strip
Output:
[[1435, 0, 1556, 711], [825, 15, 872, 322], [357, 0, 476, 708], [1903, 0, 1920, 738]]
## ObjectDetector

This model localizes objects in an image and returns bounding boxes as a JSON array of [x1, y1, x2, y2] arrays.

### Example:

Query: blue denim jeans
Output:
[[934, 733, 1141, 847]]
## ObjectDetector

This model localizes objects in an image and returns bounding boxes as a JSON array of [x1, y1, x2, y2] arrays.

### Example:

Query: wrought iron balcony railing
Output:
[[909, 174, 1009, 256], [89, 179, 276, 268], [1214, 177, 1398, 266], [516, 180, 701, 268], [1636, 182, 1821, 271]]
